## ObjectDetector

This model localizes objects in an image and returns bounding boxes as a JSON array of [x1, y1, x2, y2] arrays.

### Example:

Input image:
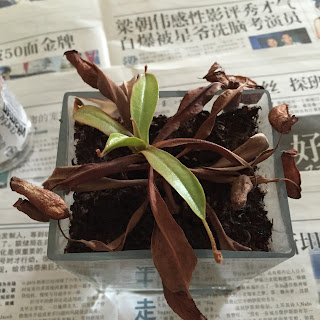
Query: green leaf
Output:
[[130, 73, 159, 144], [100, 133, 146, 157], [142, 146, 206, 219], [74, 105, 132, 137]]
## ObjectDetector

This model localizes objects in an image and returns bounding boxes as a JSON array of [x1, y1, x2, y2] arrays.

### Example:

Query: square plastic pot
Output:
[[48, 90, 295, 293]]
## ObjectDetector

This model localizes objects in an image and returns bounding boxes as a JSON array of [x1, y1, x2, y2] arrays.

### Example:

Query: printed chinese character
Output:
[[171, 11, 189, 27], [135, 298, 156, 320], [116, 18, 134, 34], [175, 28, 191, 43], [42, 37, 56, 51], [121, 37, 135, 51], [135, 16, 158, 32], [290, 77, 310, 91], [205, 7, 224, 22], [137, 33, 155, 47], [157, 30, 173, 46], [292, 133, 320, 165], [136, 267, 156, 287], [243, 3, 258, 16], [261, 80, 280, 93], [56, 34, 75, 50]]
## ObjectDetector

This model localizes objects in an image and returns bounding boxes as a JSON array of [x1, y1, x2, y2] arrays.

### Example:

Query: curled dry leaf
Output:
[[105, 199, 149, 251], [191, 168, 239, 184], [206, 204, 252, 251], [13, 199, 50, 222], [251, 175, 301, 199], [203, 62, 260, 91], [64, 50, 131, 130], [212, 133, 269, 168], [163, 284, 207, 320], [80, 97, 118, 117], [228, 75, 258, 88], [203, 62, 229, 87], [155, 138, 252, 169], [74, 97, 83, 112], [153, 83, 222, 143], [43, 165, 82, 190], [268, 104, 298, 134], [71, 177, 148, 192], [251, 133, 282, 167], [74, 239, 114, 252], [179, 86, 245, 156], [203, 165, 249, 172], [10, 177, 70, 220], [120, 74, 139, 100], [231, 175, 254, 211], [52, 154, 142, 190], [44, 162, 150, 191], [281, 149, 302, 199]]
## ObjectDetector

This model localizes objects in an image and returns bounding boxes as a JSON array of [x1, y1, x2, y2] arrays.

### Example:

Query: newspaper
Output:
[[0, 0, 320, 319], [0, 0, 110, 79]]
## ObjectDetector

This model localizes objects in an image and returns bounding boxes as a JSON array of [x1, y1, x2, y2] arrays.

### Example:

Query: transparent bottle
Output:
[[0, 76, 33, 173]]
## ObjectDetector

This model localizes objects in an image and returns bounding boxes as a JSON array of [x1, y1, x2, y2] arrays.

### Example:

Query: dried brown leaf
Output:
[[149, 169, 197, 293], [250, 131, 284, 167], [230, 175, 253, 211], [153, 83, 222, 143], [239, 91, 264, 105], [203, 165, 249, 172], [74, 97, 83, 112], [192, 86, 244, 141], [252, 175, 301, 200], [252, 176, 281, 184], [203, 62, 260, 92], [51, 154, 142, 190], [192, 168, 239, 183], [281, 149, 302, 199], [163, 180, 180, 215], [43, 163, 149, 191], [206, 204, 251, 251], [227, 75, 258, 88], [212, 133, 269, 168], [76, 239, 114, 251], [154, 138, 252, 169], [203, 62, 229, 88], [120, 74, 139, 100], [268, 104, 298, 134], [10, 177, 70, 220], [13, 199, 50, 222], [47, 175, 147, 192], [43, 165, 81, 190], [163, 284, 207, 320], [72, 178, 148, 192], [105, 199, 149, 251], [80, 97, 118, 117], [64, 50, 131, 129]]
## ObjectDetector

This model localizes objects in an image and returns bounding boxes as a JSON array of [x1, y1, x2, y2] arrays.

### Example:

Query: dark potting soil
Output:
[[66, 106, 272, 253]]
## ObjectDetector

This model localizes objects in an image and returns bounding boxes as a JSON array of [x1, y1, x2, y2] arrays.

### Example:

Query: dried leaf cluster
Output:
[[10, 51, 301, 320]]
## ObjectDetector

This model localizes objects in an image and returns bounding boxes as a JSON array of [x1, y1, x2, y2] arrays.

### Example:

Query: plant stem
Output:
[[202, 219, 223, 264], [58, 219, 75, 242]]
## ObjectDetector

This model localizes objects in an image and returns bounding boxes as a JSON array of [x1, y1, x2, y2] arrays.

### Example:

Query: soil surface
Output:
[[66, 106, 272, 253]]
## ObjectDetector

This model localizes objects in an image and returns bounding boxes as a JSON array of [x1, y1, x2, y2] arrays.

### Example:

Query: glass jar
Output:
[[0, 76, 33, 173], [48, 90, 295, 292]]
